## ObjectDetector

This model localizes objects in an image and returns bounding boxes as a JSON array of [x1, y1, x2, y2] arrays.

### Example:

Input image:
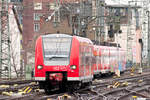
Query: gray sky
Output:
[[105, 0, 130, 5]]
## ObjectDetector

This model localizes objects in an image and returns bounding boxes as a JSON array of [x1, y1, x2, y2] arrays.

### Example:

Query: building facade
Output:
[[23, 0, 54, 66], [23, 0, 143, 66]]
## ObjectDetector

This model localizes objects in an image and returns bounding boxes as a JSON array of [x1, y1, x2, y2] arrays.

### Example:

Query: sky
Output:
[[105, 0, 130, 5]]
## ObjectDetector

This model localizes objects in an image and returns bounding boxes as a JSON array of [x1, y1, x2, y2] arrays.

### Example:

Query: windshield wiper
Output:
[[48, 55, 68, 60]]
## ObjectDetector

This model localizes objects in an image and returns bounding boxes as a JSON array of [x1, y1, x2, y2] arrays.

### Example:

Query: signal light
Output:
[[70, 65, 77, 70], [108, 30, 114, 38], [37, 65, 43, 70]]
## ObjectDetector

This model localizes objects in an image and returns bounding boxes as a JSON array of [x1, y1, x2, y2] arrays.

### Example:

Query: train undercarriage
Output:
[[38, 72, 85, 94]]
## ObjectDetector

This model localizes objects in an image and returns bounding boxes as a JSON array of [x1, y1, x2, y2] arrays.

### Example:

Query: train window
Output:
[[42, 37, 72, 65], [96, 56, 99, 65], [101, 54, 104, 65], [105, 56, 109, 65], [99, 54, 101, 65]]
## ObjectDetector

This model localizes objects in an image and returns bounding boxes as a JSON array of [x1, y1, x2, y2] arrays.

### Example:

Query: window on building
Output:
[[49, 3, 55, 10], [34, 3, 42, 10], [34, 13, 42, 21], [34, 23, 40, 32], [10, 0, 23, 2]]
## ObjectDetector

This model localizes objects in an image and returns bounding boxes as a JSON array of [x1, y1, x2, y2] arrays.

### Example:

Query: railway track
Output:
[[0, 68, 150, 100], [74, 72, 150, 100], [0, 79, 38, 100], [34, 72, 150, 100]]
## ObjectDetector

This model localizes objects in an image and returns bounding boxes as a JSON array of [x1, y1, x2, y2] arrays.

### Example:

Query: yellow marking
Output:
[[121, 82, 128, 86], [9, 91, 13, 94], [130, 73, 134, 76], [114, 82, 119, 86], [0, 85, 9, 88], [18, 91, 25, 95], [27, 88, 32, 93], [113, 76, 117, 78], [21, 87, 26, 91], [2, 92, 12, 96], [132, 96, 137, 98], [24, 87, 30, 93], [131, 67, 135, 73], [13, 84, 18, 87], [30, 82, 36, 85], [115, 83, 120, 88], [113, 82, 120, 88], [107, 85, 113, 88], [18, 89, 23, 92], [138, 80, 143, 83]]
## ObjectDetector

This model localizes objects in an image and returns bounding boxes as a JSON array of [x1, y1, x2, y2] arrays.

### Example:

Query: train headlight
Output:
[[70, 65, 77, 70], [37, 65, 43, 69]]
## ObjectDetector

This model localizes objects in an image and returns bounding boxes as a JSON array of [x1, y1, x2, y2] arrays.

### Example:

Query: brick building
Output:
[[23, 0, 55, 65], [23, 0, 82, 66]]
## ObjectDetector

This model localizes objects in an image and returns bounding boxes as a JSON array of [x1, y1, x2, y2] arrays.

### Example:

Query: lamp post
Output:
[[93, 27, 96, 42], [146, 10, 150, 67], [138, 38, 143, 73]]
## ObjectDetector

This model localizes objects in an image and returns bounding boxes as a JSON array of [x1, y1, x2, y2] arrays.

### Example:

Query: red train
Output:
[[34, 34, 126, 93]]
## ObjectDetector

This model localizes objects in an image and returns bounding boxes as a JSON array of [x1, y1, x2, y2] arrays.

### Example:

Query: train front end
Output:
[[34, 34, 79, 93]]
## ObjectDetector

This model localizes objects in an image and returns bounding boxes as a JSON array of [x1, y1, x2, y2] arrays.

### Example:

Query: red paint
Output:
[[35, 34, 126, 83]]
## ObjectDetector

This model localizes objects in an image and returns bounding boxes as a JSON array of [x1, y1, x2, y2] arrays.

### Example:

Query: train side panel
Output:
[[93, 46, 101, 76], [68, 36, 93, 82], [100, 46, 110, 73], [110, 47, 118, 73], [67, 37, 80, 80], [78, 38, 93, 82], [34, 36, 46, 80]]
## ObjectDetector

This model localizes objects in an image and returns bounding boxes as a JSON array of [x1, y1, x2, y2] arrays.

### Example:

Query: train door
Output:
[[98, 47, 101, 73], [83, 45, 86, 80], [79, 44, 84, 78], [115, 48, 118, 72], [112, 48, 117, 73], [108, 47, 110, 71], [109, 48, 113, 72], [81, 44, 93, 82], [100, 47, 104, 73], [104, 47, 110, 73], [123, 51, 125, 71], [93, 46, 98, 74], [118, 49, 122, 72], [95, 47, 99, 74], [89, 46, 93, 78]]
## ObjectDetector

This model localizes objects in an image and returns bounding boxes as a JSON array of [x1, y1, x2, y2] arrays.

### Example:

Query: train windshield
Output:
[[42, 37, 72, 65]]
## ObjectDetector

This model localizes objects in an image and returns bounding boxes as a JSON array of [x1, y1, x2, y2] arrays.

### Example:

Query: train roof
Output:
[[94, 45, 126, 51], [41, 34, 93, 44], [74, 36, 93, 44], [42, 34, 72, 38]]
